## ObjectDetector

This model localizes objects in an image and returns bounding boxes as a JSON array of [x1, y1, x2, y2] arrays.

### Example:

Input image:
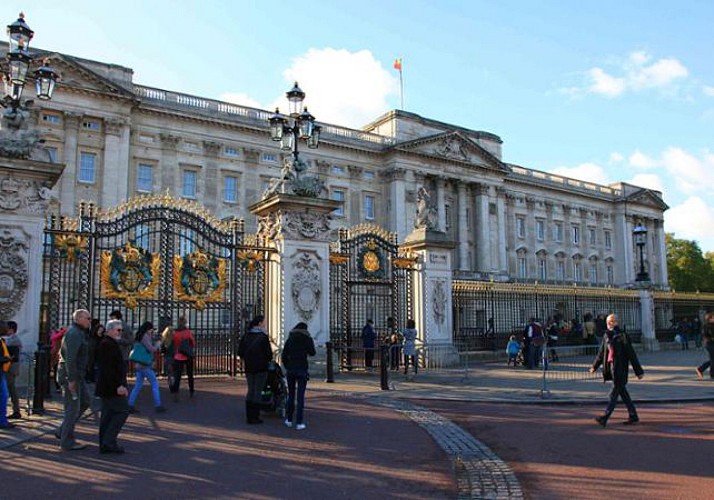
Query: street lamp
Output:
[[633, 222, 650, 282], [2, 12, 60, 111], [265, 82, 323, 197]]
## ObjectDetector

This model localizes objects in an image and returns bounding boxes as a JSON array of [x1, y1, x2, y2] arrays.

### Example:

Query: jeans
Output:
[[285, 369, 308, 425], [99, 396, 129, 450], [6, 370, 20, 415], [0, 374, 8, 427], [170, 359, 194, 394], [129, 366, 162, 407], [59, 380, 91, 449]]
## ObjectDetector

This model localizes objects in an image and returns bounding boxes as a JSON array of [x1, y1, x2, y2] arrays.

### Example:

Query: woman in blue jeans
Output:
[[281, 322, 316, 430], [128, 322, 166, 413]]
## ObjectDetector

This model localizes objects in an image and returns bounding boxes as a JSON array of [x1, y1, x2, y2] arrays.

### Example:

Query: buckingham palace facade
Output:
[[3, 43, 668, 290]]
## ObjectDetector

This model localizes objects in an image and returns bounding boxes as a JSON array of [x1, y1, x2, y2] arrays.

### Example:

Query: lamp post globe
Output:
[[633, 223, 649, 282]]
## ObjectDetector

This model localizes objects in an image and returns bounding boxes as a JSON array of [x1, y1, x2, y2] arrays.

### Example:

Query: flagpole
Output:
[[399, 67, 404, 109]]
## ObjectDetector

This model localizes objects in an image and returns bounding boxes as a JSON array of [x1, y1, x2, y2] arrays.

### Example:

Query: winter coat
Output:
[[57, 322, 89, 385], [402, 328, 418, 356], [281, 327, 316, 371], [238, 327, 272, 373], [95, 335, 127, 398], [362, 323, 376, 348], [591, 327, 643, 385]]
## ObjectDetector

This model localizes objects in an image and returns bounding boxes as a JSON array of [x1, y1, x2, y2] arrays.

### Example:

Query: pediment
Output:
[[393, 131, 510, 173], [42, 53, 135, 99], [622, 188, 669, 211]]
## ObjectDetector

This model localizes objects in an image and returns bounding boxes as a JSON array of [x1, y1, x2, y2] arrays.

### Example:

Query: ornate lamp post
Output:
[[265, 82, 323, 198], [633, 222, 650, 282], [1, 12, 60, 160]]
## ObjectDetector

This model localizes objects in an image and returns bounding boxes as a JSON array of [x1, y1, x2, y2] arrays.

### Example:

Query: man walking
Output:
[[590, 313, 644, 427], [96, 319, 130, 454], [362, 319, 376, 370], [56, 309, 92, 450]]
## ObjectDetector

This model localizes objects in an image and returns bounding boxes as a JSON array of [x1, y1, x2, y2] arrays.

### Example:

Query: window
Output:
[[445, 204, 451, 230], [363, 171, 375, 180], [517, 257, 527, 279], [516, 217, 525, 238], [572, 225, 580, 245], [589, 228, 596, 246], [331, 189, 345, 216], [364, 194, 375, 220], [590, 264, 598, 284], [604, 230, 612, 250], [262, 153, 277, 163], [184, 141, 200, 152], [136, 164, 153, 192], [331, 165, 345, 175], [224, 176, 238, 203], [78, 152, 96, 183], [536, 220, 545, 241], [179, 229, 195, 256], [45, 146, 58, 162], [224, 146, 239, 157], [82, 120, 100, 130], [42, 113, 61, 124], [538, 258, 547, 281], [182, 170, 197, 198], [554, 222, 563, 242], [574, 261, 582, 282], [606, 265, 614, 284], [139, 134, 154, 143], [556, 260, 565, 281]]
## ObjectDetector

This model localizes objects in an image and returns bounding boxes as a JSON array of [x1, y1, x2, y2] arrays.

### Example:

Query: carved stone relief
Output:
[[291, 252, 321, 322], [431, 278, 447, 326], [435, 137, 469, 161], [0, 228, 29, 319], [283, 211, 332, 241], [0, 176, 54, 215]]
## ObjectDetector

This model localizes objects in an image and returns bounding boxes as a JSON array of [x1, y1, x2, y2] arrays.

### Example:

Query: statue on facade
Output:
[[262, 156, 325, 199], [414, 186, 437, 230], [0, 100, 43, 160]]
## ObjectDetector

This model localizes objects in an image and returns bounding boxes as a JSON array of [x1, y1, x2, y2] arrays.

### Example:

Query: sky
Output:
[[9, 1, 714, 251]]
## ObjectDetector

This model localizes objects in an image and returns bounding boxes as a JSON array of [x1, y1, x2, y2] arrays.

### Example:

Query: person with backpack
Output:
[[281, 322, 316, 430], [170, 317, 195, 401], [128, 321, 166, 414], [3, 320, 22, 419], [1, 321, 15, 430]]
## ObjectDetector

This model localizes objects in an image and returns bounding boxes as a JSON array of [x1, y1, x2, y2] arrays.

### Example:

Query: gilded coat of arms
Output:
[[100, 242, 160, 308], [358, 240, 385, 279], [173, 249, 226, 310]]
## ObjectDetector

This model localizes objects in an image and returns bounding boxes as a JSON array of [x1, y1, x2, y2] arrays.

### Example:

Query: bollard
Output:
[[380, 344, 389, 390], [325, 341, 334, 383], [32, 343, 51, 415]]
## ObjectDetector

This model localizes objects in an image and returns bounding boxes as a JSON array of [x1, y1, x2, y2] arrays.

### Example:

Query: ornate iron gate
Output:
[[329, 224, 415, 369], [40, 195, 273, 376]]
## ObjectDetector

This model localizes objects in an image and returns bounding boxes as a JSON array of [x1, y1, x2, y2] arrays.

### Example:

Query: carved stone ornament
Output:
[[0, 104, 44, 160], [431, 278, 447, 326], [0, 176, 54, 214], [0, 229, 29, 319], [283, 211, 332, 241], [414, 186, 437, 230], [291, 252, 321, 322], [257, 212, 281, 243], [435, 137, 469, 161]]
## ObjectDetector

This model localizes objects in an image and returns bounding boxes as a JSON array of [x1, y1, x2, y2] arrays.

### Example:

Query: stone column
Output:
[[59, 112, 80, 215], [160, 133, 180, 195], [654, 219, 668, 286], [496, 188, 508, 275], [457, 181, 469, 271], [639, 287, 659, 351], [436, 176, 446, 232], [101, 117, 129, 207], [475, 184, 491, 273], [250, 194, 341, 348], [202, 140, 222, 213], [386, 167, 407, 241]]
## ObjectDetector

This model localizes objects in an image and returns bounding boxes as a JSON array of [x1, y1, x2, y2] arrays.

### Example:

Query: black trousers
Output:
[[99, 396, 129, 449], [171, 359, 194, 393], [604, 383, 638, 419]]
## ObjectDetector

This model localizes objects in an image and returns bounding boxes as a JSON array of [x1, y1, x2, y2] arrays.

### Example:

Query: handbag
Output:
[[129, 342, 153, 365]]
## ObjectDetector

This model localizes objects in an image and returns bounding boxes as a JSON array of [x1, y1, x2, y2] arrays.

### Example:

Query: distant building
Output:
[[2, 43, 668, 288]]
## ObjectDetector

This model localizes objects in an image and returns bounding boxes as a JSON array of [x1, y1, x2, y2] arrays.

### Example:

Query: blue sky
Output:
[[10, 1, 714, 251]]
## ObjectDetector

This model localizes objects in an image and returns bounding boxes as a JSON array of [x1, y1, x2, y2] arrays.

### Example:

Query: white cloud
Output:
[[703, 85, 714, 97], [626, 173, 665, 194], [565, 51, 689, 98], [628, 150, 657, 169], [274, 48, 397, 129], [547, 162, 610, 185], [661, 146, 713, 195], [609, 152, 624, 164], [218, 92, 262, 109], [665, 196, 714, 251]]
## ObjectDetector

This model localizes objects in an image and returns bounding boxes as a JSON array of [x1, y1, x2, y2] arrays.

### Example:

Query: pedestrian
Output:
[[676, 317, 690, 350], [523, 317, 543, 369], [238, 315, 272, 424], [109, 310, 135, 373], [96, 318, 130, 454], [56, 309, 92, 451], [362, 319, 376, 370], [1, 320, 15, 430], [86, 319, 104, 383], [386, 317, 401, 371], [506, 335, 520, 367], [590, 313, 644, 427], [3, 320, 22, 419], [160, 325, 175, 388], [281, 322, 316, 430], [128, 321, 166, 414], [170, 317, 195, 401], [583, 313, 597, 345], [692, 316, 702, 349], [695, 312, 714, 380], [49, 325, 67, 393], [402, 319, 418, 375]]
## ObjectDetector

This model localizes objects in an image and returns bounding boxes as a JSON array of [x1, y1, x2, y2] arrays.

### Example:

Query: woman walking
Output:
[[128, 322, 166, 414], [160, 325, 174, 388], [238, 315, 272, 424], [695, 312, 714, 379], [402, 319, 418, 375], [170, 317, 195, 401], [281, 322, 316, 430]]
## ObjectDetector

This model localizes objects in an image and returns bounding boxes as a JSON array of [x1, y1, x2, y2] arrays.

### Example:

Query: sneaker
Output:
[[295, 423, 307, 431], [695, 367, 704, 379], [284, 419, 293, 428], [155, 406, 166, 413], [623, 417, 639, 425]]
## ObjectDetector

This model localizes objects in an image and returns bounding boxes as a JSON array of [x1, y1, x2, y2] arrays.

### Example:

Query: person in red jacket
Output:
[[170, 317, 196, 401]]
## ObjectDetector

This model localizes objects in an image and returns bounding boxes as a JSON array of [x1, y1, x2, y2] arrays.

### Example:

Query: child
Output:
[[506, 335, 520, 367]]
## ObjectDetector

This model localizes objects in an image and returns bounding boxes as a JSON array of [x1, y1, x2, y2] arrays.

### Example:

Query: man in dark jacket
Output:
[[238, 315, 273, 424], [590, 313, 644, 427], [362, 319, 376, 369], [56, 309, 92, 451], [95, 319, 129, 454], [281, 322, 316, 430]]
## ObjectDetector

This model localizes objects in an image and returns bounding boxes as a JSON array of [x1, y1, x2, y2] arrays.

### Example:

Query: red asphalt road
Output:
[[422, 399, 714, 500], [1, 380, 454, 500]]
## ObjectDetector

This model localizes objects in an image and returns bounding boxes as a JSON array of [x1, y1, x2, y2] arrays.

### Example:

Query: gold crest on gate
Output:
[[100, 242, 160, 308], [173, 249, 226, 310]]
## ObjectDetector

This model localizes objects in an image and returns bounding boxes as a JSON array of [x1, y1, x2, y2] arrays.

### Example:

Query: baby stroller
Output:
[[258, 359, 287, 418]]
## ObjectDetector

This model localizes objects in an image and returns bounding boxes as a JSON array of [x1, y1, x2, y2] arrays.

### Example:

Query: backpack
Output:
[[179, 337, 194, 358]]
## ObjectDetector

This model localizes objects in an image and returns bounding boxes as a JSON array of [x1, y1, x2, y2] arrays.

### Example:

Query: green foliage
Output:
[[666, 234, 714, 292]]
